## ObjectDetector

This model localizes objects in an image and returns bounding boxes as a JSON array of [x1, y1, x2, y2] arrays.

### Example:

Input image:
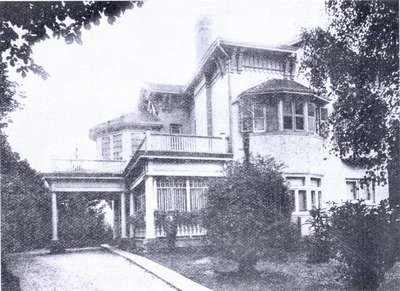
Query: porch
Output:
[[43, 133, 232, 247]]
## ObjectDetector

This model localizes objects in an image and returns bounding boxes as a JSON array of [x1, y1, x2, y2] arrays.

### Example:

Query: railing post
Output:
[[186, 178, 191, 212]]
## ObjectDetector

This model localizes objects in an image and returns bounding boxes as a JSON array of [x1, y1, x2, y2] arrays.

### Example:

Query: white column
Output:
[[145, 130, 151, 151], [278, 98, 283, 131], [129, 192, 135, 238], [186, 179, 191, 212], [303, 101, 309, 132], [120, 192, 127, 238], [111, 200, 117, 239], [145, 176, 157, 239], [51, 192, 58, 241]]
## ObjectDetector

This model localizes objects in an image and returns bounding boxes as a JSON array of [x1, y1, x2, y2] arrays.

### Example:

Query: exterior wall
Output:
[[194, 78, 208, 136], [211, 73, 230, 136], [147, 159, 226, 177]]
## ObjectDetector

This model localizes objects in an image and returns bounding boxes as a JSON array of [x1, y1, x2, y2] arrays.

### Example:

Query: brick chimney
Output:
[[195, 16, 213, 63]]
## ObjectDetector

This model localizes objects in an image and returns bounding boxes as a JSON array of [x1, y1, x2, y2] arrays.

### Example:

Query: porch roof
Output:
[[237, 79, 330, 103]]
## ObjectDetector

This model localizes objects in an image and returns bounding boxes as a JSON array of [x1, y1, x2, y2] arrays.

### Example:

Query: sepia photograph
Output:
[[1, 0, 399, 290]]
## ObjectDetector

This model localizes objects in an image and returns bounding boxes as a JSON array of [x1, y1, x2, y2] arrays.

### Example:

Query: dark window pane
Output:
[[295, 101, 304, 115], [308, 103, 316, 117], [284, 116, 293, 130], [283, 101, 292, 115], [296, 117, 304, 130], [311, 191, 316, 208], [298, 190, 307, 211]]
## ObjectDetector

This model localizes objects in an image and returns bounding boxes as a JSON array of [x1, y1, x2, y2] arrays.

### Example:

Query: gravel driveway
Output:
[[5, 249, 176, 291]]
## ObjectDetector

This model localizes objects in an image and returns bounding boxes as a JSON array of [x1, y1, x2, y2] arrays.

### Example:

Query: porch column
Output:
[[278, 98, 283, 131], [111, 200, 117, 239], [145, 176, 157, 240], [120, 192, 127, 238], [51, 192, 58, 241], [129, 191, 135, 238]]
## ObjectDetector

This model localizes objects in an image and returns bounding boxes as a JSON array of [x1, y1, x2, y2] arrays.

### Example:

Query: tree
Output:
[[0, 1, 143, 127], [202, 156, 296, 274], [300, 0, 399, 206], [1, 133, 51, 253]]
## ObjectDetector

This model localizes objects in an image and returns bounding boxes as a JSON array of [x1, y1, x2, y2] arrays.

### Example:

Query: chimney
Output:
[[195, 16, 213, 63]]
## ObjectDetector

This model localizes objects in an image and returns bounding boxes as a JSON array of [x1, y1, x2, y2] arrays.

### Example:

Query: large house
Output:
[[44, 17, 388, 247]]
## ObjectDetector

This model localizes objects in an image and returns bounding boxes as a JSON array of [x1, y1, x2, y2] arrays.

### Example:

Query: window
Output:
[[112, 134, 122, 160], [295, 100, 304, 130], [310, 178, 321, 187], [346, 180, 358, 199], [283, 100, 293, 130], [311, 190, 316, 209], [190, 179, 208, 210], [156, 178, 187, 211], [266, 100, 278, 131], [101, 136, 110, 160], [253, 104, 265, 132], [298, 190, 307, 211], [318, 191, 322, 208], [241, 104, 253, 132], [308, 103, 316, 132], [170, 124, 182, 134]]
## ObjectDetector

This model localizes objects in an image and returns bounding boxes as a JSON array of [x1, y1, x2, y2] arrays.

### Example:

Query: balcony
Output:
[[139, 132, 229, 154], [51, 159, 126, 174]]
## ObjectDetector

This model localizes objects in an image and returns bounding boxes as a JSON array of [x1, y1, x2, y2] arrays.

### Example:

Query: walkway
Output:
[[5, 249, 176, 291]]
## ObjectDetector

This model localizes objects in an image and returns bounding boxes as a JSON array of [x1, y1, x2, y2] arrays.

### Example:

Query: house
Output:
[[43, 17, 388, 248]]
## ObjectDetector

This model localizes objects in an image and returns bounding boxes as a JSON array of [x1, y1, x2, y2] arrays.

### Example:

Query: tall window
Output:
[[113, 134, 122, 160], [308, 103, 316, 132], [298, 190, 307, 211], [283, 100, 293, 130], [346, 180, 358, 199], [190, 179, 208, 210], [170, 124, 183, 134], [253, 103, 265, 132], [241, 104, 253, 132], [266, 100, 278, 131], [295, 100, 304, 130], [101, 136, 110, 160], [156, 178, 187, 211]]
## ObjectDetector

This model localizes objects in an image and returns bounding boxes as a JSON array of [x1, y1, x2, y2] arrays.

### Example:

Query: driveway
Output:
[[5, 249, 176, 291]]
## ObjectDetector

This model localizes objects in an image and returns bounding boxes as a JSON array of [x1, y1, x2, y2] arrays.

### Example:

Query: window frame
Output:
[[252, 103, 266, 132], [169, 123, 183, 135], [112, 133, 123, 161], [101, 136, 111, 160]]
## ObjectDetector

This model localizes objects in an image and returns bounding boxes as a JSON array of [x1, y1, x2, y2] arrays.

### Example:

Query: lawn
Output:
[[145, 248, 400, 291]]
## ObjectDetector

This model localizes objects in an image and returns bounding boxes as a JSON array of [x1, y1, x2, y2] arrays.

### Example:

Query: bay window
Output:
[[101, 136, 111, 160], [113, 134, 123, 160]]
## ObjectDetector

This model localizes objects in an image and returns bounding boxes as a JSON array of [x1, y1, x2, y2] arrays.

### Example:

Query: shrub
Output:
[[329, 199, 400, 290], [202, 156, 296, 274], [306, 208, 331, 263], [128, 210, 145, 237]]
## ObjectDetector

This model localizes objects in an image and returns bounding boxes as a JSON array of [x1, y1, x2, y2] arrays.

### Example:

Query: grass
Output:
[[144, 248, 400, 291]]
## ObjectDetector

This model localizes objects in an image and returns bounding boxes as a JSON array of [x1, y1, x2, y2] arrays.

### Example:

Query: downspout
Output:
[[217, 42, 234, 154]]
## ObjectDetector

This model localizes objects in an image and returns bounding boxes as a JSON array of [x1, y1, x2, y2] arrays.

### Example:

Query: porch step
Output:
[[101, 244, 211, 291]]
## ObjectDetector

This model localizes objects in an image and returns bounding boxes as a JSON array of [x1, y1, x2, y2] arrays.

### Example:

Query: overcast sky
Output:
[[5, 0, 327, 171]]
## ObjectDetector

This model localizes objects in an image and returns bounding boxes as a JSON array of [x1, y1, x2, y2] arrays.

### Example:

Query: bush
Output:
[[329, 199, 400, 290], [202, 156, 296, 274], [306, 208, 331, 263]]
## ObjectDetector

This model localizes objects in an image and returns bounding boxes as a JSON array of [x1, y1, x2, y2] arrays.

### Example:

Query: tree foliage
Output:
[[1, 133, 51, 253], [0, 1, 143, 127], [329, 200, 400, 290], [202, 156, 297, 274], [301, 0, 399, 204]]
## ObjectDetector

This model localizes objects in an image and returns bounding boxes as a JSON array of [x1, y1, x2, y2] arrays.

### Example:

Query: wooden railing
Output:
[[155, 223, 206, 238], [140, 132, 228, 154], [52, 159, 126, 174]]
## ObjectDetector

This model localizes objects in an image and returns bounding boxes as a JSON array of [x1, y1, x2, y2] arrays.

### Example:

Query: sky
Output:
[[4, 0, 327, 171]]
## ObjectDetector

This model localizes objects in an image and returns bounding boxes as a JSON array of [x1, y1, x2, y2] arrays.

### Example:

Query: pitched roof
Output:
[[89, 112, 162, 140]]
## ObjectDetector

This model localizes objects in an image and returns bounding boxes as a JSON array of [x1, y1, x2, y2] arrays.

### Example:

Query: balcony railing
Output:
[[138, 132, 229, 154], [52, 159, 126, 174]]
